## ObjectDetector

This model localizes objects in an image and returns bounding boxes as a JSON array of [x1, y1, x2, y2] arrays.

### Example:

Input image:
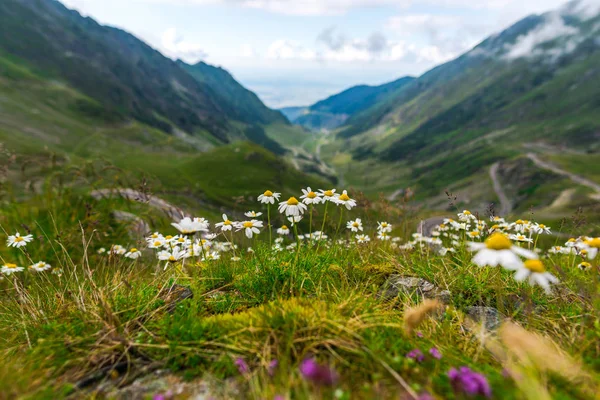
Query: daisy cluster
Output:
[[398, 210, 598, 294], [1, 233, 52, 276]]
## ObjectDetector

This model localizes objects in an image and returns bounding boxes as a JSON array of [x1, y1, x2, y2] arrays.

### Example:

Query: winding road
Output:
[[526, 153, 600, 195], [489, 162, 512, 216]]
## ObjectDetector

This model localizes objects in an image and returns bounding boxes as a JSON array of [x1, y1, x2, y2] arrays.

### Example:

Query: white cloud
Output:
[[160, 28, 208, 62], [266, 40, 317, 60], [240, 44, 258, 58], [504, 12, 579, 59]]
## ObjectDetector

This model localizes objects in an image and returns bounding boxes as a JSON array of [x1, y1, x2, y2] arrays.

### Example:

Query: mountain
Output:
[[281, 77, 414, 132], [321, 1, 600, 217], [0, 0, 286, 148]]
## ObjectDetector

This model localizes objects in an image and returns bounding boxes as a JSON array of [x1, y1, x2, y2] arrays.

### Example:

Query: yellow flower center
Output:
[[464, 210, 471, 215], [515, 219, 524, 225], [154, 241, 161, 247], [485, 233, 512, 250], [539, 224, 546, 229], [579, 262, 591, 269], [151, 233, 159, 238], [517, 235, 526, 240], [324, 190, 334, 197], [224, 220, 231, 225], [469, 231, 479, 236], [581, 249, 588, 255], [281, 225, 288, 230], [130, 248, 138, 252], [243, 221, 253, 228], [524, 259, 545, 273], [263, 190, 273, 196], [5, 263, 17, 269], [287, 197, 299, 205], [585, 238, 600, 248], [14, 236, 24, 242], [353, 222, 359, 227], [491, 224, 500, 230], [339, 193, 351, 201], [439, 224, 446, 229], [165, 235, 173, 240], [178, 237, 185, 242], [567, 238, 576, 243], [307, 191, 317, 198], [168, 256, 176, 262]]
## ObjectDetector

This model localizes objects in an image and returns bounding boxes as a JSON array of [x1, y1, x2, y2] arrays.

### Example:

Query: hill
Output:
[[321, 1, 600, 217], [281, 77, 414, 132]]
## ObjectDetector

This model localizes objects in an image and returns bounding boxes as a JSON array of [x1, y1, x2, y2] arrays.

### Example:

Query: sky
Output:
[[61, 0, 578, 108]]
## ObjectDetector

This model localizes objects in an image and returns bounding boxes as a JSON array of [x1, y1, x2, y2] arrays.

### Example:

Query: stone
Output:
[[465, 306, 504, 331], [378, 275, 451, 303]]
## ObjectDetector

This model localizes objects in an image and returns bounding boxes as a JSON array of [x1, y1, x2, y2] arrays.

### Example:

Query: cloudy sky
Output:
[[62, 0, 575, 107]]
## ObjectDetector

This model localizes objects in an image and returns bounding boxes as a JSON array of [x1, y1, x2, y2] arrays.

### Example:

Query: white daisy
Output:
[[237, 220, 264, 239], [458, 210, 476, 222], [335, 190, 357, 210], [148, 238, 165, 249], [110, 245, 126, 255], [578, 261, 592, 271], [6, 233, 34, 248], [146, 232, 164, 243], [231, 256, 241, 262], [244, 211, 263, 218], [490, 216, 506, 223], [278, 197, 307, 217], [97, 247, 106, 254], [509, 234, 534, 244], [277, 225, 290, 235], [510, 219, 530, 233], [378, 222, 392, 233], [356, 234, 370, 243], [215, 214, 235, 232], [346, 218, 363, 232], [467, 230, 481, 239], [513, 259, 559, 294], [439, 247, 456, 256], [377, 231, 391, 241], [287, 215, 303, 226], [1, 263, 24, 275], [157, 246, 187, 263], [318, 189, 339, 202], [257, 190, 281, 204], [582, 237, 600, 260], [171, 217, 209, 234], [202, 251, 220, 261], [468, 233, 537, 270], [29, 261, 51, 272], [532, 223, 551, 235], [125, 248, 142, 259], [300, 187, 322, 205]]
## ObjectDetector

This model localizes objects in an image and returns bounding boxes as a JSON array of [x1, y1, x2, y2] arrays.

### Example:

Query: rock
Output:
[[159, 284, 193, 313], [465, 306, 504, 331], [378, 275, 451, 303], [112, 210, 150, 239]]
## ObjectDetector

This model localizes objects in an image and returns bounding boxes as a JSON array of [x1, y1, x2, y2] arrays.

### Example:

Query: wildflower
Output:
[[148, 239, 165, 249], [582, 237, 600, 259], [548, 246, 571, 255], [6, 233, 34, 248], [110, 244, 126, 255], [439, 247, 456, 256], [299, 358, 338, 386], [300, 187, 322, 205], [377, 231, 391, 241], [448, 366, 491, 398], [429, 347, 442, 360], [202, 251, 220, 261], [146, 232, 164, 242], [247, 247, 254, 253], [244, 210, 263, 218], [157, 246, 187, 263], [231, 256, 241, 262], [510, 219, 529, 233], [268, 360, 278, 376], [578, 261, 592, 271], [513, 259, 559, 294], [278, 197, 307, 217], [1, 263, 24, 275], [406, 349, 424, 362], [458, 210, 476, 222], [29, 261, 51, 272], [125, 248, 142, 259], [509, 234, 533, 243], [234, 358, 249, 375], [51, 268, 63, 277], [318, 189, 339, 202], [238, 220, 264, 239], [346, 218, 363, 232], [356, 234, 370, 243], [277, 225, 290, 235], [97, 247, 106, 254], [258, 190, 281, 204], [216, 214, 235, 232], [377, 221, 392, 233], [335, 190, 356, 210], [467, 230, 481, 239], [171, 217, 208, 234], [287, 215, 303, 226], [468, 233, 537, 270], [490, 216, 505, 223], [532, 223, 551, 235]]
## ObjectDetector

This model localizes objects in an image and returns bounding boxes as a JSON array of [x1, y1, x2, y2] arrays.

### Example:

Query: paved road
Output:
[[91, 188, 187, 221], [526, 153, 600, 194], [489, 162, 512, 216]]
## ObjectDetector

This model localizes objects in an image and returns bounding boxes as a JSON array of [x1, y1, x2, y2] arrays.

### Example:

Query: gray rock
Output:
[[466, 306, 504, 331], [378, 275, 451, 303]]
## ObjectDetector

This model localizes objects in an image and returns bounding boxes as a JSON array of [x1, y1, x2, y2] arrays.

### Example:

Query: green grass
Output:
[[1, 183, 599, 399]]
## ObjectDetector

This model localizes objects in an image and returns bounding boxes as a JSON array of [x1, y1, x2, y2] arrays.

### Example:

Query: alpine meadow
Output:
[[1, 0, 600, 399]]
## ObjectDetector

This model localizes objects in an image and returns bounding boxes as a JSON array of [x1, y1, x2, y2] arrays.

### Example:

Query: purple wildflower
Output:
[[152, 396, 165, 400], [448, 366, 492, 398], [406, 348, 425, 362], [235, 357, 249, 375], [268, 359, 279, 376], [417, 392, 435, 400], [273, 396, 285, 400], [429, 347, 442, 360], [416, 331, 424, 338], [299, 357, 338, 386]]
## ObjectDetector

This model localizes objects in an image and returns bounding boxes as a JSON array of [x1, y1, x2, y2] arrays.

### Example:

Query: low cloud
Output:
[[160, 28, 207, 62]]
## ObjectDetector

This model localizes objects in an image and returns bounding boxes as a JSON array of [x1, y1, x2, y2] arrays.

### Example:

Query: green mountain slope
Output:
[[322, 1, 600, 213], [281, 76, 414, 132]]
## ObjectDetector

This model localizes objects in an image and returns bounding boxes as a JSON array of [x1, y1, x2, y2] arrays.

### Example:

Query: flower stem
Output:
[[267, 204, 272, 248]]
